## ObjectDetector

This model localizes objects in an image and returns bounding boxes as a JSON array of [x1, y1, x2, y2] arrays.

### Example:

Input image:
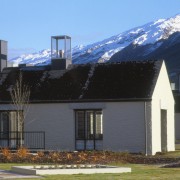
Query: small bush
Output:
[[17, 147, 29, 158], [48, 152, 61, 163], [1, 148, 12, 161], [0, 149, 178, 165], [37, 151, 44, 157]]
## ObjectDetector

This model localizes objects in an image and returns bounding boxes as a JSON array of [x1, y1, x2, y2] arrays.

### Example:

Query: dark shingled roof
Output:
[[0, 60, 162, 103]]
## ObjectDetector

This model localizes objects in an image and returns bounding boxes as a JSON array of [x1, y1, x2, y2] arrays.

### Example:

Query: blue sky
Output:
[[0, 0, 179, 59]]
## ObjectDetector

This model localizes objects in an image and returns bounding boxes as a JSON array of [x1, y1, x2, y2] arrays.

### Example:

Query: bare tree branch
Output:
[[10, 71, 30, 147]]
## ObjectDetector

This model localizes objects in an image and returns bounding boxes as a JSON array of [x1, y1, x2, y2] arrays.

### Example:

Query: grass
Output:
[[0, 162, 180, 180], [42, 164, 180, 180], [155, 149, 180, 158], [0, 150, 180, 180], [175, 144, 180, 150]]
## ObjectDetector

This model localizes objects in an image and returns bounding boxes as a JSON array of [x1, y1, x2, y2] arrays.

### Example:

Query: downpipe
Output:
[[144, 101, 148, 156]]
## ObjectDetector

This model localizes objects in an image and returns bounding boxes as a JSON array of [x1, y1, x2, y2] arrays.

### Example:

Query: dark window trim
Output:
[[0, 110, 23, 133], [75, 109, 103, 150]]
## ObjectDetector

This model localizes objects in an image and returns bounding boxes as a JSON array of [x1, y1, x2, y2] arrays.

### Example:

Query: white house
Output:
[[0, 60, 175, 155]]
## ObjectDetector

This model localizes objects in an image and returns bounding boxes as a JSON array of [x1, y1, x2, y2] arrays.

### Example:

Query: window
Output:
[[0, 111, 21, 139], [0, 112, 9, 138], [0, 111, 24, 148], [76, 111, 85, 139], [75, 110, 103, 150]]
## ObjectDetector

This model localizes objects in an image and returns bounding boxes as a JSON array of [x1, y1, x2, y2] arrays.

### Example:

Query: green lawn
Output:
[[175, 144, 180, 150], [0, 163, 180, 180], [155, 149, 180, 157]]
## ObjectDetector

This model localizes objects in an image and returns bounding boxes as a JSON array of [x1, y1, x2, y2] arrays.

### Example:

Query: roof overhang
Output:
[[0, 98, 152, 104]]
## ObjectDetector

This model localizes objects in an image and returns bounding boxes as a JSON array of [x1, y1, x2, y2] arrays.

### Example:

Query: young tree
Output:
[[10, 72, 30, 147]]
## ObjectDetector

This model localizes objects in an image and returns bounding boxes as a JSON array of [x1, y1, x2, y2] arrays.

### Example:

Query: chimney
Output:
[[51, 35, 72, 70], [0, 40, 7, 72]]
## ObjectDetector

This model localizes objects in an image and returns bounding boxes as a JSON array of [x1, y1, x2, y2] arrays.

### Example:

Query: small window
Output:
[[0, 111, 22, 139]]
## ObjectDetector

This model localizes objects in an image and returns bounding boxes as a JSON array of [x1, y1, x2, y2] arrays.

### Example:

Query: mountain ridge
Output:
[[9, 14, 180, 71]]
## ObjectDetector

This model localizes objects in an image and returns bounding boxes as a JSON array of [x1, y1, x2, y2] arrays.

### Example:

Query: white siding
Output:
[[24, 102, 146, 153], [103, 102, 145, 153], [25, 103, 75, 151], [151, 61, 175, 154]]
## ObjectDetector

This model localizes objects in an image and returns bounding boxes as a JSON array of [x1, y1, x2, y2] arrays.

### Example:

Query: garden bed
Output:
[[1, 147, 180, 165]]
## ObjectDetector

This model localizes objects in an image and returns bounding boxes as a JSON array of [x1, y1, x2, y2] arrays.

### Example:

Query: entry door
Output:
[[161, 110, 167, 152]]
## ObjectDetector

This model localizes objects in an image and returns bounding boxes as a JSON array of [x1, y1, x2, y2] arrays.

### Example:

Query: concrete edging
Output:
[[12, 165, 131, 175]]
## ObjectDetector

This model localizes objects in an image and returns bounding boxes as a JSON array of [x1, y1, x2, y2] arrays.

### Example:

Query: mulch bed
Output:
[[128, 155, 180, 164]]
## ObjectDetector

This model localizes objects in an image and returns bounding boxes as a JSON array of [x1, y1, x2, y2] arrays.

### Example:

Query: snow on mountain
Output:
[[8, 14, 180, 66], [9, 49, 51, 66]]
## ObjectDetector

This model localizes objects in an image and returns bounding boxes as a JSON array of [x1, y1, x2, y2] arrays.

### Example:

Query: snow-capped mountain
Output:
[[9, 49, 52, 66], [9, 14, 180, 67], [110, 31, 180, 72]]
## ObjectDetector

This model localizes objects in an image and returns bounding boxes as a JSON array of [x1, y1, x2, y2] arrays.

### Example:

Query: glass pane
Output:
[[9, 112, 17, 138], [58, 39, 64, 58], [95, 111, 103, 139], [86, 140, 94, 150], [86, 112, 94, 139], [0, 112, 9, 139], [76, 111, 85, 139], [9, 112, 17, 132], [51, 38, 57, 58], [76, 140, 85, 150], [0, 112, 8, 132], [66, 38, 71, 59], [95, 140, 103, 150]]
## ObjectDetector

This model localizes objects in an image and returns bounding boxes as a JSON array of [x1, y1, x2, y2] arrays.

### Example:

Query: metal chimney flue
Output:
[[0, 40, 7, 72]]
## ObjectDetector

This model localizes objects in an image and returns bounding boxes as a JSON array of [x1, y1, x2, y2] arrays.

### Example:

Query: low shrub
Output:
[[17, 147, 29, 158], [1, 148, 12, 162], [0, 148, 179, 164]]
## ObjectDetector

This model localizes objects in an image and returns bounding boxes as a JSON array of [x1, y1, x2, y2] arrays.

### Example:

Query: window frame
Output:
[[75, 109, 103, 150], [0, 110, 22, 133]]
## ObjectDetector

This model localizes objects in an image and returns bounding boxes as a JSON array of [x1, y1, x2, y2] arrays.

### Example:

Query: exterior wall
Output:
[[144, 101, 152, 155], [0, 104, 13, 111], [175, 113, 180, 140], [102, 102, 145, 153], [24, 102, 146, 153], [151, 61, 175, 155], [25, 103, 75, 151]]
